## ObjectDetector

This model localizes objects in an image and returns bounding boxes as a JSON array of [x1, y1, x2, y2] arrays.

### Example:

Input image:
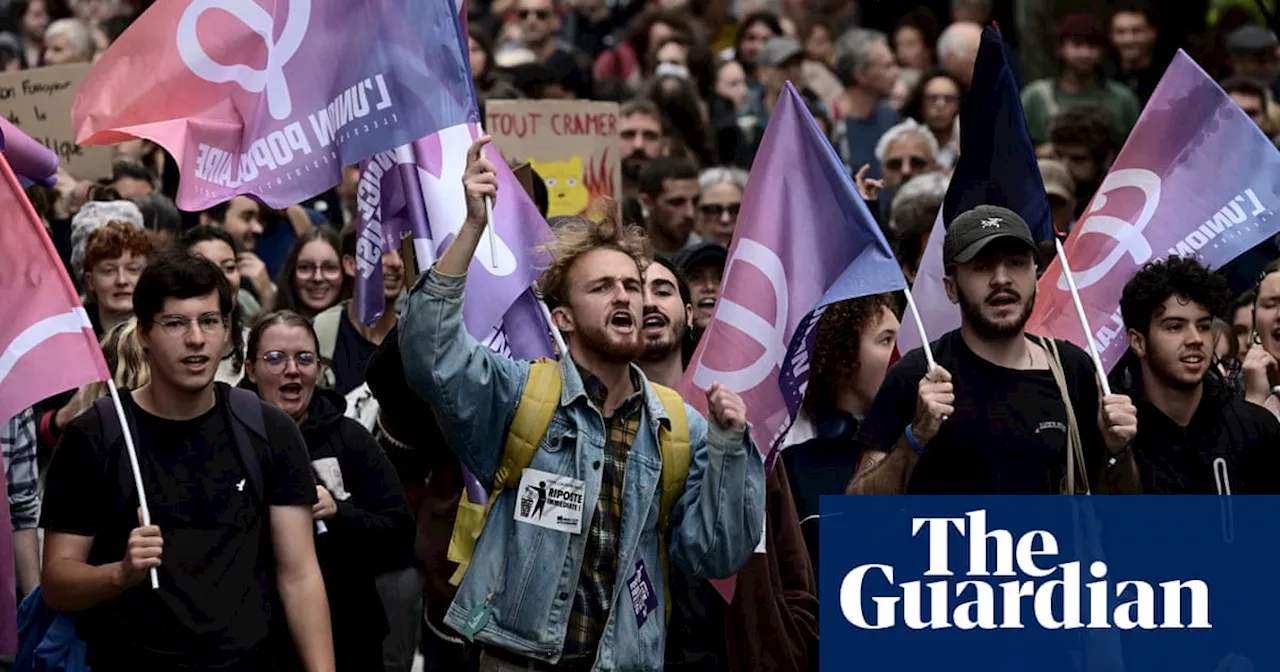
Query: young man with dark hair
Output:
[[1109, 2, 1161, 105], [638, 156, 701, 254], [199, 195, 276, 311], [1115, 256, 1280, 493], [637, 255, 692, 388], [1047, 102, 1123, 217], [40, 253, 335, 672], [1022, 13, 1141, 146], [848, 205, 1139, 495]]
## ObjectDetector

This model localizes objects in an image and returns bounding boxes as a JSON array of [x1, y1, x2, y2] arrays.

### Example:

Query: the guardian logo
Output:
[[841, 510, 1211, 631]]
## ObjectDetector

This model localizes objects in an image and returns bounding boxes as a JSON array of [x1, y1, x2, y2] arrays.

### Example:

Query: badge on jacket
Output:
[[514, 468, 585, 534]]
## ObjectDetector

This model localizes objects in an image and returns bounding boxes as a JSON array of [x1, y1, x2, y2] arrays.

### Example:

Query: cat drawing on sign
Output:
[[532, 156, 590, 217]]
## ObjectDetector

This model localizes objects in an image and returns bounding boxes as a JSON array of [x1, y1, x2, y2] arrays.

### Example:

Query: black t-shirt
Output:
[[40, 385, 317, 671], [855, 330, 1105, 494], [332, 311, 379, 397]]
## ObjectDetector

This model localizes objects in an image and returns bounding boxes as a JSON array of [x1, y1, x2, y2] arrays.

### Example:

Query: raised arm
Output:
[[398, 135, 527, 484]]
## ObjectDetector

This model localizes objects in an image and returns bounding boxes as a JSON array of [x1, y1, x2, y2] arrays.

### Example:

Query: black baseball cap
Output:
[[942, 205, 1037, 268], [673, 241, 728, 274]]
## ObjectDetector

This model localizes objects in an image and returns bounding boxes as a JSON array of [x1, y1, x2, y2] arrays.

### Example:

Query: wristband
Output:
[[1104, 443, 1133, 469], [904, 424, 928, 455]]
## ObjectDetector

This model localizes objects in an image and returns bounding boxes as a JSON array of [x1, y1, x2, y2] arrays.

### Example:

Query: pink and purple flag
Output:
[[0, 150, 111, 653], [678, 83, 905, 600], [1028, 51, 1280, 368], [72, 0, 476, 211], [898, 27, 1054, 355]]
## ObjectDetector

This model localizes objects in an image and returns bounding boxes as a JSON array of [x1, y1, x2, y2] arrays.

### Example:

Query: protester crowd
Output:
[[2, 0, 1280, 671]]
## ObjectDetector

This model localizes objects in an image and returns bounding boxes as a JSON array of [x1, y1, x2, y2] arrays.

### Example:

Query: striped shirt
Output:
[[1, 407, 39, 530]]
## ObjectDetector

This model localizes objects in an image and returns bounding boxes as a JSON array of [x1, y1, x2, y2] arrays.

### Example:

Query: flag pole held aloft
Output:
[[1054, 238, 1111, 397], [105, 379, 159, 590], [901, 287, 936, 372]]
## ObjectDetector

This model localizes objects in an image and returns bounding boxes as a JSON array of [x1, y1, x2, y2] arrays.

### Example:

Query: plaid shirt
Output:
[[1, 408, 39, 530], [562, 367, 643, 659]]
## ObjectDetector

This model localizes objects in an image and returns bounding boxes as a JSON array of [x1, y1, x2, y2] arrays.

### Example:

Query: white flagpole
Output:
[[536, 295, 568, 357], [1055, 238, 1113, 397], [105, 379, 159, 589], [476, 123, 498, 269], [902, 286, 937, 372]]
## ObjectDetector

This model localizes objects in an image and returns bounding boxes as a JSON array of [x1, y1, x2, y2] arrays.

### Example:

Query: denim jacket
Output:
[[399, 269, 766, 670]]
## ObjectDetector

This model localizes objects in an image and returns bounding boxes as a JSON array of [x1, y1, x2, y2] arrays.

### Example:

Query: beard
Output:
[[957, 284, 1036, 340], [621, 150, 650, 185], [576, 320, 644, 364], [640, 315, 688, 363]]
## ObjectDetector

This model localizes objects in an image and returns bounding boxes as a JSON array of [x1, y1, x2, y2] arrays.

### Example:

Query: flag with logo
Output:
[[72, 0, 476, 211], [0, 148, 110, 653], [678, 83, 905, 599], [898, 26, 1054, 355], [1027, 51, 1280, 368], [353, 126, 554, 349]]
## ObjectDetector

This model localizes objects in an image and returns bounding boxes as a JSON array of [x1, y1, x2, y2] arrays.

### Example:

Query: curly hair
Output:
[[1048, 102, 1122, 161], [83, 220, 154, 276], [803, 294, 897, 415], [1120, 256, 1232, 336], [537, 201, 650, 311]]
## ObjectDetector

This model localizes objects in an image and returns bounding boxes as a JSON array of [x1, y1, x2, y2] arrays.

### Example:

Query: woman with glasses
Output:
[[244, 311, 414, 671], [695, 166, 746, 247], [274, 228, 349, 320]]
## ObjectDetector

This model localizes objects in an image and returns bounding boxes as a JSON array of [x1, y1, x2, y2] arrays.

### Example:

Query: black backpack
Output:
[[92, 384, 268, 504]]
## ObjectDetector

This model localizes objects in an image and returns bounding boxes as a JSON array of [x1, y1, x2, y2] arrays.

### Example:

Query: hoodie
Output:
[[294, 388, 416, 669], [1110, 355, 1280, 494]]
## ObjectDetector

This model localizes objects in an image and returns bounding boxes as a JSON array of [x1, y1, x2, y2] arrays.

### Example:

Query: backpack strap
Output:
[[94, 396, 120, 450], [648, 381, 691, 623], [313, 303, 345, 390], [1037, 336, 1089, 495], [225, 387, 267, 503], [446, 359, 563, 586]]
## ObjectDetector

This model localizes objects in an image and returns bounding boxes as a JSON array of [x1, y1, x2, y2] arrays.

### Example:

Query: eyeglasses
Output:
[[259, 350, 319, 373], [296, 262, 342, 279], [924, 93, 960, 106], [699, 203, 741, 218], [885, 155, 930, 172], [157, 312, 226, 337], [518, 9, 551, 20]]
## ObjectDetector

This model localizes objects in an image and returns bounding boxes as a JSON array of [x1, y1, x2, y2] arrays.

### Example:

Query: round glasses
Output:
[[259, 350, 320, 373]]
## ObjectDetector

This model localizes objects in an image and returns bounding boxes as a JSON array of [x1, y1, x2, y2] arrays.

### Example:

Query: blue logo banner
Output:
[[819, 496, 1280, 671]]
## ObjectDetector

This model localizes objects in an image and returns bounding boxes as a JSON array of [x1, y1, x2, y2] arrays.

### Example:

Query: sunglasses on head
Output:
[[699, 203, 740, 217], [519, 8, 552, 20], [885, 155, 929, 172]]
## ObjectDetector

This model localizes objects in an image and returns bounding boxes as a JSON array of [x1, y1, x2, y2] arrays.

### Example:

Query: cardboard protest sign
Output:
[[0, 63, 112, 179], [485, 100, 621, 218]]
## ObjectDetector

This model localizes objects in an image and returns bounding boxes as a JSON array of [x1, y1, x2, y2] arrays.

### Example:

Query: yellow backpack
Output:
[[445, 359, 691, 617]]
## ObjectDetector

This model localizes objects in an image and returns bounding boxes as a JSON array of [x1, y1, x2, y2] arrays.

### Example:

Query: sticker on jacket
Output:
[[628, 559, 658, 628], [514, 468, 585, 533], [312, 457, 352, 501]]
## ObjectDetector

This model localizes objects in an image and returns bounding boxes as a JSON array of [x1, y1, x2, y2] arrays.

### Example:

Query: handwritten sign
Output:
[[0, 63, 112, 180], [485, 100, 621, 218]]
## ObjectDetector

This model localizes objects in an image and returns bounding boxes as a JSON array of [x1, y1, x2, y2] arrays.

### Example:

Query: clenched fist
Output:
[[118, 508, 163, 589], [706, 382, 746, 431], [463, 135, 499, 226], [912, 365, 954, 445], [1099, 393, 1138, 454]]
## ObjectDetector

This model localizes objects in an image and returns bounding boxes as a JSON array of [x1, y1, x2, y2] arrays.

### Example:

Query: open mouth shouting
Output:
[[609, 309, 636, 334], [642, 312, 668, 336], [278, 381, 304, 403]]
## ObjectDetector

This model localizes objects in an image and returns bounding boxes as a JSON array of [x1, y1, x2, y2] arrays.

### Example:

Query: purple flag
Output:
[[1029, 51, 1280, 368], [677, 83, 905, 602], [73, 0, 477, 210], [0, 118, 58, 188]]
